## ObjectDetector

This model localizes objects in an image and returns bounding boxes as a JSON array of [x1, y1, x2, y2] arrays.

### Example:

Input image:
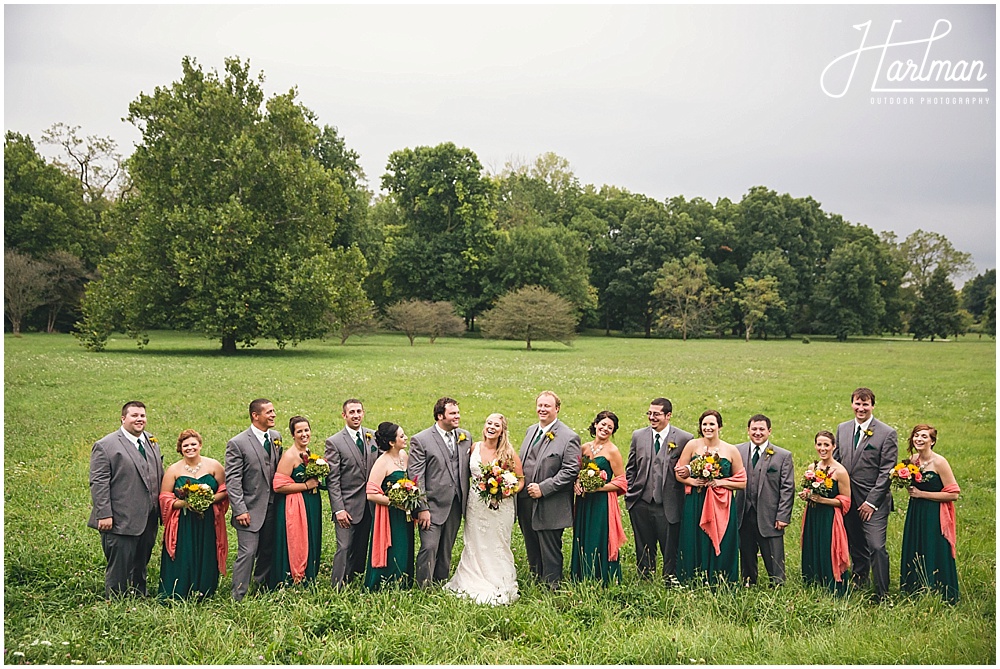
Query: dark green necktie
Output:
[[263, 433, 272, 456], [137, 438, 147, 459], [654, 434, 661, 454], [853, 425, 861, 449], [355, 433, 365, 454], [752, 447, 760, 468]]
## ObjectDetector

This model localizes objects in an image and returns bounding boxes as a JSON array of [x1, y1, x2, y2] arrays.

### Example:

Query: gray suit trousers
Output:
[[517, 498, 564, 586], [739, 505, 786, 585], [331, 503, 373, 586], [231, 501, 277, 600], [416, 496, 462, 586], [100, 509, 159, 597], [629, 499, 679, 581], [844, 501, 891, 597]]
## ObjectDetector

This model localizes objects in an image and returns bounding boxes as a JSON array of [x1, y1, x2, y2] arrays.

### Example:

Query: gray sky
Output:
[[5, 4, 996, 277]]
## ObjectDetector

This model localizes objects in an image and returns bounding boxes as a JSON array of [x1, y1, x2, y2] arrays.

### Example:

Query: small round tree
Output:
[[479, 285, 576, 350]]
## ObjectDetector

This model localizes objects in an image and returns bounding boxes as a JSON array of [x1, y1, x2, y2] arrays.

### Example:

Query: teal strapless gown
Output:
[[677, 458, 739, 585], [900, 473, 959, 604], [269, 463, 323, 588], [364, 470, 415, 591], [800, 480, 848, 595], [158, 474, 221, 600], [571, 456, 621, 585]]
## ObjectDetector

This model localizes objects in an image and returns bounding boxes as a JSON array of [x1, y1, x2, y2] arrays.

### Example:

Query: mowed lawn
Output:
[[4, 331, 996, 664]]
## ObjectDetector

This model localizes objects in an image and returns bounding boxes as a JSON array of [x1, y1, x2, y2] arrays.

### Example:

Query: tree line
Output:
[[4, 56, 995, 350]]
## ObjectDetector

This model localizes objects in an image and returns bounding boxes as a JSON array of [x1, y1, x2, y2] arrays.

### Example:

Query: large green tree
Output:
[[812, 240, 885, 340], [381, 142, 497, 326], [651, 253, 722, 341], [479, 285, 576, 350], [78, 56, 367, 353], [910, 266, 963, 341], [898, 229, 975, 292], [961, 269, 996, 319]]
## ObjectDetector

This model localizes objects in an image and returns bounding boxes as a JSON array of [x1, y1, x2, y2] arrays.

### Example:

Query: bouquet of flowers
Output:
[[176, 482, 214, 515], [473, 459, 519, 510], [801, 463, 836, 500], [301, 451, 330, 493], [890, 461, 925, 490], [387, 477, 426, 522], [577, 455, 608, 494], [688, 450, 723, 483]]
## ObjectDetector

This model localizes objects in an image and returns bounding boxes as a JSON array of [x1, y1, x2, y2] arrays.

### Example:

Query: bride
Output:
[[445, 413, 523, 605]]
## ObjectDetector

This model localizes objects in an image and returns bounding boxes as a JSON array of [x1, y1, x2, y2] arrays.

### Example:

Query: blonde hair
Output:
[[483, 413, 516, 469]]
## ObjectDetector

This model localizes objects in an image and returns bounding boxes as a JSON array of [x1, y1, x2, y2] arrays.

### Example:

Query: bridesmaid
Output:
[[269, 416, 323, 588], [674, 410, 746, 585], [158, 430, 229, 600], [799, 430, 852, 595], [900, 424, 961, 604], [571, 410, 627, 585], [364, 422, 415, 591]]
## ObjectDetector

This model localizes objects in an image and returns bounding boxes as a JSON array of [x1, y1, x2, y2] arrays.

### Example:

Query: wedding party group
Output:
[[87, 387, 961, 607]]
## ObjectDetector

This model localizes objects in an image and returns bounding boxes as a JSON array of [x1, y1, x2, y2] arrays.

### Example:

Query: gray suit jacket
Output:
[[407, 425, 472, 525], [325, 426, 377, 523], [517, 419, 581, 531], [735, 441, 795, 537], [624, 424, 693, 524], [88, 430, 164, 535], [834, 417, 897, 511], [225, 427, 281, 532]]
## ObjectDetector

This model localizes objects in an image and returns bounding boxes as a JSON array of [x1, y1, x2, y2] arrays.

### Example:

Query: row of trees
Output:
[[4, 56, 995, 350]]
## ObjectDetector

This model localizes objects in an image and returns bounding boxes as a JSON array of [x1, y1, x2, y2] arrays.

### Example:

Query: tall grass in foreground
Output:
[[4, 332, 995, 664]]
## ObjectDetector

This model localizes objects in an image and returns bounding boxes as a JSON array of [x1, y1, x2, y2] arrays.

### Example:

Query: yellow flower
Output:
[[864, 429, 873, 438], [149, 436, 158, 445], [545, 431, 555, 441], [458, 433, 467, 443], [824, 478, 834, 489], [766, 448, 774, 456], [588, 462, 600, 471], [668, 442, 677, 450]]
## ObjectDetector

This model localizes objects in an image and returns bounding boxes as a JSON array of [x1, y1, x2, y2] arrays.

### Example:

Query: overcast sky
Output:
[[5, 4, 996, 276]]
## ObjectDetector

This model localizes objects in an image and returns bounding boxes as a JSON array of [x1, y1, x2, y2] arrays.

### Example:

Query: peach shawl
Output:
[[158, 481, 229, 575], [696, 469, 747, 556], [366, 481, 392, 568], [940, 484, 961, 558], [273, 473, 308, 583], [606, 474, 628, 562]]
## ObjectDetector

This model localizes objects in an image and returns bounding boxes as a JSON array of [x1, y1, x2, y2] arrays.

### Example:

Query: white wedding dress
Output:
[[444, 444, 519, 605]]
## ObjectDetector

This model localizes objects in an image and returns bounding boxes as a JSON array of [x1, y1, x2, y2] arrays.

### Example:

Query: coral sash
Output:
[[830, 494, 851, 583], [606, 474, 628, 562], [940, 484, 961, 558], [273, 473, 308, 583], [366, 481, 392, 568], [698, 469, 746, 556], [158, 482, 229, 575]]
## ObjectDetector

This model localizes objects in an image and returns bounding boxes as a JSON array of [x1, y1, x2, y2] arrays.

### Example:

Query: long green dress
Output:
[[900, 473, 959, 604], [676, 458, 739, 585], [158, 474, 221, 600], [800, 480, 848, 595], [269, 463, 323, 588], [364, 470, 415, 591], [571, 456, 621, 585]]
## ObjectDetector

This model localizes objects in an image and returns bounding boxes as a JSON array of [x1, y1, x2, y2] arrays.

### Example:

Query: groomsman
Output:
[[624, 398, 692, 582], [517, 390, 581, 587], [735, 414, 794, 586], [325, 398, 377, 587], [87, 401, 164, 598], [409, 397, 472, 587], [834, 387, 897, 601], [225, 398, 282, 600]]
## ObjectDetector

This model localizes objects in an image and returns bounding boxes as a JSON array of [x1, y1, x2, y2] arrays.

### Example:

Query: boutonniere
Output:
[[365, 432, 374, 442], [273, 436, 283, 449], [864, 429, 873, 438], [667, 442, 677, 450], [545, 430, 556, 442], [458, 433, 467, 443], [148, 436, 158, 446], [766, 447, 774, 456]]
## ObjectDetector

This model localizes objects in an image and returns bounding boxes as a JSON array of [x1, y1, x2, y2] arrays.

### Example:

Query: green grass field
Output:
[[4, 331, 996, 664]]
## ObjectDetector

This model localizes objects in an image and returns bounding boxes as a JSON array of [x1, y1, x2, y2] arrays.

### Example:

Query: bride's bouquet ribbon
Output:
[[273, 473, 308, 583], [366, 481, 392, 568], [941, 484, 961, 558], [606, 474, 628, 561], [158, 482, 229, 575], [698, 468, 746, 556]]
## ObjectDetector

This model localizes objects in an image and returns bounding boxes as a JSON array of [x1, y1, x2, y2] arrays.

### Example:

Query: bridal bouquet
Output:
[[577, 455, 608, 494], [176, 482, 214, 515], [301, 451, 330, 493], [688, 450, 723, 483], [387, 477, 425, 522], [801, 463, 836, 500], [890, 461, 926, 490], [473, 459, 519, 510]]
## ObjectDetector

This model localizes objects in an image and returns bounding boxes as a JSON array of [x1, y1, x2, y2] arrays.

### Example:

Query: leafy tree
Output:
[[328, 304, 379, 345], [381, 142, 497, 326], [744, 249, 797, 337], [4, 250, 48, 335], [77, 56, 366, 353], [651, 254, 722, 341], [984, 285, 996, 338], [898, 229, 975, 291], [812, 241, 885, 341], [41, 123, 127, 204], [479, 286, 576, 350], [314, 124, 372, 250], [734, 275, 786, 342], [961, 269, 996, 319], [910, 266, 963, 341], [426, 301, 466, 344], [40, 250, 90, 333], [382, 299, 463, 345]]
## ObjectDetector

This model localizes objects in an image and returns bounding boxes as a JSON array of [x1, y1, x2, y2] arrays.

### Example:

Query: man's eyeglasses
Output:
[[646, 411, 664, 417]]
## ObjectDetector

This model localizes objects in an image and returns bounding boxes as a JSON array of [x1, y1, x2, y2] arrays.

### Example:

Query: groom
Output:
[[517, 390, 581, 588], [408, 396, 472, 587]]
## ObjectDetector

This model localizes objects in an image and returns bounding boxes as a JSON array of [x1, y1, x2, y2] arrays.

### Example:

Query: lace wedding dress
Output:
[[444, 444, 519, 605]]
